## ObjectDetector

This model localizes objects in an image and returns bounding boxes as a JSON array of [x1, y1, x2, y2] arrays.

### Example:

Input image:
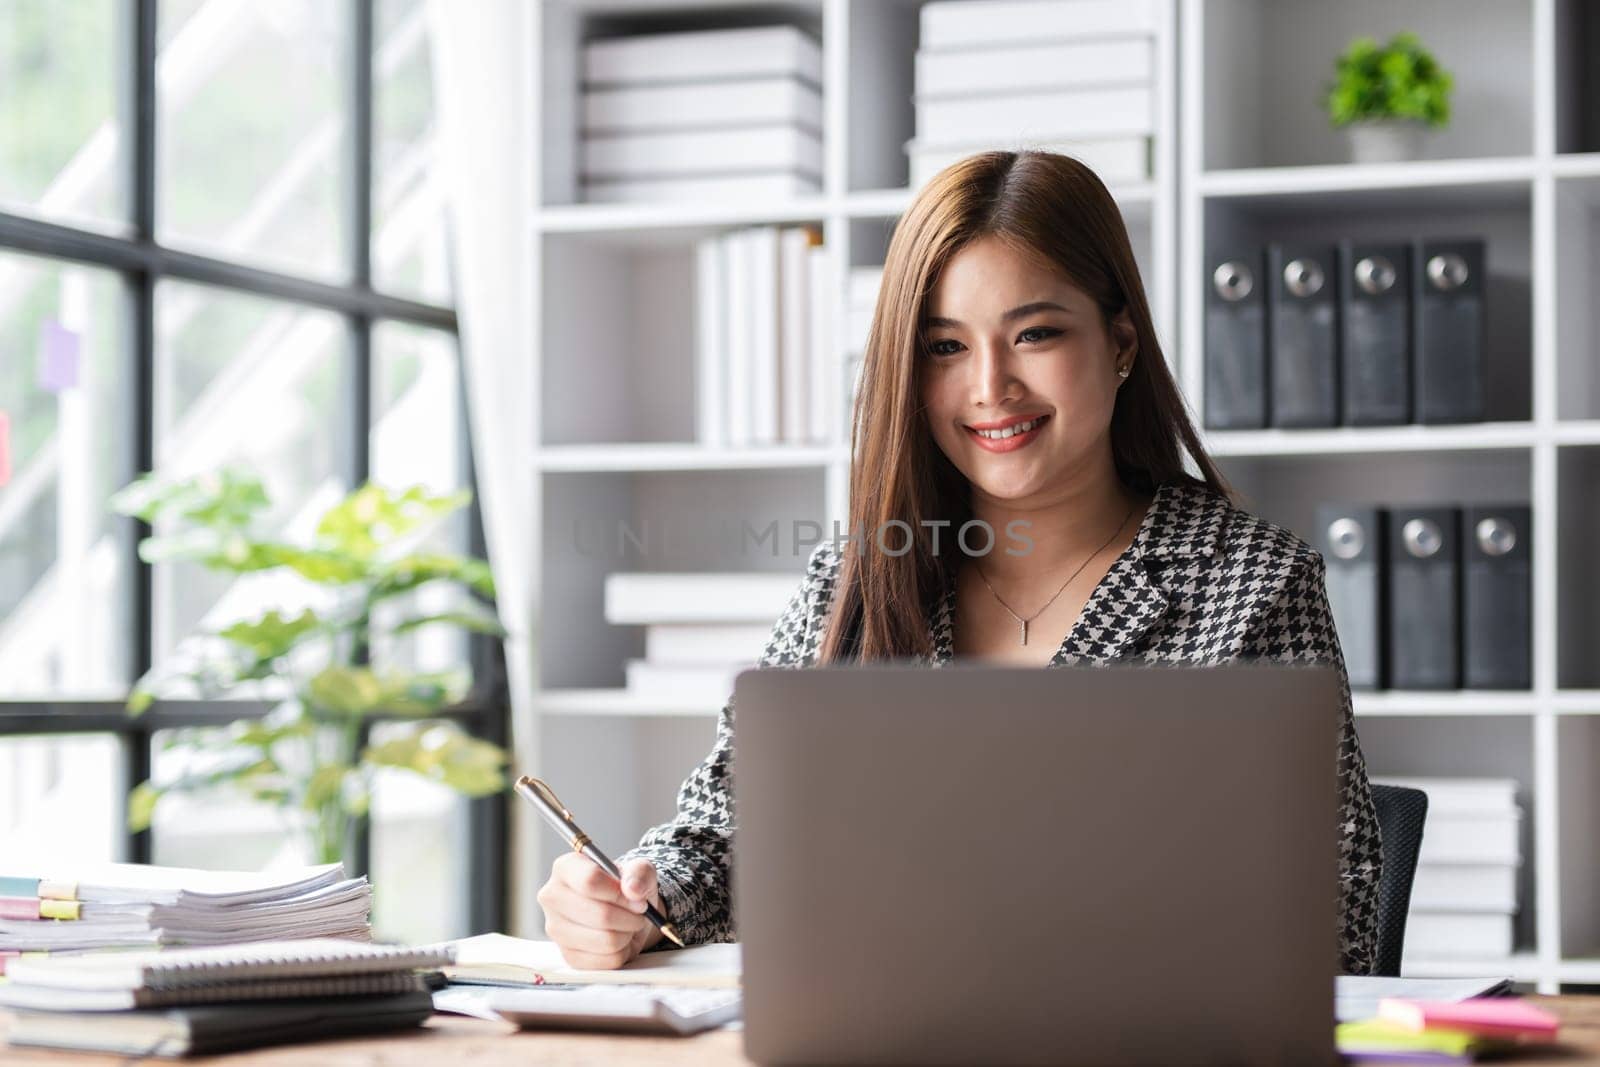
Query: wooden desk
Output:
[[5, 996, 1600, 1065]]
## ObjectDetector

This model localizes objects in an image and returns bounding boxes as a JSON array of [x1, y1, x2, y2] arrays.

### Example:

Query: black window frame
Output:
[[0, 0, 507, 935]]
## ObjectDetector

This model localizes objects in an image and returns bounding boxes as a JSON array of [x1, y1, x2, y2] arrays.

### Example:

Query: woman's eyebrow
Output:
[[925, 301, 1074, 329]]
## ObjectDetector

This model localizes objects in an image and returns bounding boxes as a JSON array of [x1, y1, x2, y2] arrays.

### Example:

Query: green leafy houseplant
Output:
[[110, 469, 510, 865], [1325, 32, 1453, 130]]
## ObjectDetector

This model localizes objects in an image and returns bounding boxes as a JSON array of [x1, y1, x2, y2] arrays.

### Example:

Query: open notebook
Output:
[[444, 933, 740, 989]]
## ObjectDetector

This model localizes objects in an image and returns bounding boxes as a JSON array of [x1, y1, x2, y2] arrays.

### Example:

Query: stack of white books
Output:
[[605, 571, 802, 705], [1372, 777, 1523, 963], [842, 265, 882, 426], [580, 25, 824, 204], [695, 225, 833, 447], [0, 863, 372, 955], [907, 0, 1158, 189]]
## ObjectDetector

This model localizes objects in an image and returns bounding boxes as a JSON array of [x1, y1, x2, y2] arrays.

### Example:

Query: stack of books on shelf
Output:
[[604, 570, 800, 706], [0, 939, 449, 1057], [580, 25, 823, 204], [0, 862, 372, 960], [908, 0, 1157, 189], [695, 225, 833, 447], [1372, 777, 1523, 964], [844, 265, 882, 422]]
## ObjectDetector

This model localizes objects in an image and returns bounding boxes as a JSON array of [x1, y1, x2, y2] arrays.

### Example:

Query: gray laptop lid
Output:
[[732, 662, 1340, 1067]]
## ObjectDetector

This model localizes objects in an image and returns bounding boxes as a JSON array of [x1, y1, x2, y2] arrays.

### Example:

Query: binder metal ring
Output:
[[1212, 261, 1253, 301], [1475, 517, 1517, 556], [1327, 517, 1366, 560], [1427, 253, 1470, 290], [1402, 518, 1444, 558], [1283, 258, 1325, 298], [1354, 255, 1396, 295]]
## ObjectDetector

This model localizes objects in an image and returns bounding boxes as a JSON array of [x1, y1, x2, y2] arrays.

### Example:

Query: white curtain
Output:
[[425, 0, 539, 936]]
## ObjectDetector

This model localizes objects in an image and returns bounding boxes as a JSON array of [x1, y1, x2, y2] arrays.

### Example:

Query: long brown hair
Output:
[[817, 149, 1231, 665]]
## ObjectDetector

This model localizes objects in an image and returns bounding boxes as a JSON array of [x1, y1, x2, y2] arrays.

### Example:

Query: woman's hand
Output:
[[537, 855, 666, 969]]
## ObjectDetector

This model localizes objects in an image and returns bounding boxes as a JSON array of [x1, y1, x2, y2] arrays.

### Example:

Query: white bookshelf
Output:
[[521, 0, 1597, 991]]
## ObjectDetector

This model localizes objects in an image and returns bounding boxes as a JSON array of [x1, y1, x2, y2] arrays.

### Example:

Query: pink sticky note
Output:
[[0, 411, 11, 489], [38, 319, 81, 392], [1378, 997, 1559, 1040]]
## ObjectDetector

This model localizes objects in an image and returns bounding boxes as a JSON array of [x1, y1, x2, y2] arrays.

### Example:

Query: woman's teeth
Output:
[[974, 416, 1045, 440]]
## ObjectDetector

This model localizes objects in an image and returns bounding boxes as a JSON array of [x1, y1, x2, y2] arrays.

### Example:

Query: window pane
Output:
[[0, 1, 123, 228], [157, 0, 349, 279], [0, 735, 122, 867], [0, 252, 129, 696], [152, 282, 348, 668], [150, 723, 311, 870], [367, 321, 471, 941], [373, 0, 451, 305], [371, 320, 469, 674]]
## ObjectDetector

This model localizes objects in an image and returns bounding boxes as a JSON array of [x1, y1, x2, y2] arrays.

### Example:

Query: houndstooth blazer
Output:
[[619, 480, 1384, 975]]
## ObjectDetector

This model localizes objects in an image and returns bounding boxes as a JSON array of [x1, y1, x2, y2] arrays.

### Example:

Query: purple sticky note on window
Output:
[[38, 319, 81, 392]]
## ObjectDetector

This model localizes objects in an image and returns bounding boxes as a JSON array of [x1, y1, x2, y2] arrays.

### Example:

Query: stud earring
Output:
[[1117, 366, 1131, 379]]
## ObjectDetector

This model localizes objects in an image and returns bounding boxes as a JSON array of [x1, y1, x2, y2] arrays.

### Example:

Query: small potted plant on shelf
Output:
[[1325, 31, 1454, 164], [110, 468, 510, 867]]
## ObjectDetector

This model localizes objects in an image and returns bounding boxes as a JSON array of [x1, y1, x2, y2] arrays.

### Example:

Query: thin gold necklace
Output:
[[973, 499, 1139, 646]]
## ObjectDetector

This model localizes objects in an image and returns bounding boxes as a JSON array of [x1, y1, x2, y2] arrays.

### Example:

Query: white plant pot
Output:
[[1346, 120, 1429, 164]]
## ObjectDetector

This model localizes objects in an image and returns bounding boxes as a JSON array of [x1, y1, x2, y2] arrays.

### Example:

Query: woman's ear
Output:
[[1110, 307, 1137, 377]]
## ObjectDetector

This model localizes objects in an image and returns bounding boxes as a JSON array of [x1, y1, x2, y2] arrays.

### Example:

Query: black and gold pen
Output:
[[514, 775, 686, 948]]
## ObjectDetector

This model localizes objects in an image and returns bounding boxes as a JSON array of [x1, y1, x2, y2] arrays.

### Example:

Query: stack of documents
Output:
[[0, 863, 372, 954], [907, 0, 1157, 188], [606, 571, 799, 706], [1337, 995, 1558, 1062], [0, 939, 448, 1056], [694, 225, 833, 447], [580, 25, 823, 204], [1372, 777, 1523, 963]]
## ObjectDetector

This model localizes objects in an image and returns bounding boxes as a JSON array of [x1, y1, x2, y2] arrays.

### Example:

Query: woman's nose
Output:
[[969, 339, 1019, 407]]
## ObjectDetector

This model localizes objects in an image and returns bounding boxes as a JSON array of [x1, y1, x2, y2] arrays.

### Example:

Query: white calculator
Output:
[[434, 984, 742, 1035]]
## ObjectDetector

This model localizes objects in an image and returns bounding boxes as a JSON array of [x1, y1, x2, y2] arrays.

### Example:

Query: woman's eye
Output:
[[1017, 326, 1061, 344], [927, 338, 963, 357]]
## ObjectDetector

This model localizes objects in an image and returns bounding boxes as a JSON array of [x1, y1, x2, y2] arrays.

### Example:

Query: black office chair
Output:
[[1369, 784, 1429, 977]]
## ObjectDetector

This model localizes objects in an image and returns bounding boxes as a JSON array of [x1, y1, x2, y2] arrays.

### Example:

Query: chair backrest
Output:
[[1369, 784, 1429, 977]]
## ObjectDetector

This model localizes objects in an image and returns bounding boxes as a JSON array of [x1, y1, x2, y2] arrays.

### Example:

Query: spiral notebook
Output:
[[0, 938, 453, 993], [0, 969, 432, 1012]]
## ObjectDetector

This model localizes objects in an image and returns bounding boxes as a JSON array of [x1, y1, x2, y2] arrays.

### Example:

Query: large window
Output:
[[0, 0, 504, 942]]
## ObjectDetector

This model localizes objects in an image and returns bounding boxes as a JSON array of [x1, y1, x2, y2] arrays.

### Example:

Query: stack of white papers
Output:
[[0, 863, 372, 953], [580, 26, 823, 204], [907, 0, 1158, 188], [1371, 777, 1524, 964]]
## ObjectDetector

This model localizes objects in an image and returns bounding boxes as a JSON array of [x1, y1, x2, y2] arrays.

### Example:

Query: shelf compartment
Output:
[[1556, 447, 1600, 689], [1555, 176, 1600, 421], [1199, 0, 1534, 172], [537, 2, 828, 208], [1358, 715, 1539, 966], [1202, 185, 1533, 425], [541, 226, 838, 448], [1559, 717, 1600, 958], [1555, 0, 1600, 156], [1215, 449, 1532, 547], [539, 467, 824, 690]]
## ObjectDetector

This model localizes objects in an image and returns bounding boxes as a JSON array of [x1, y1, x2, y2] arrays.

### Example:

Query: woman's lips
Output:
[[965, 414, 1050, 453]]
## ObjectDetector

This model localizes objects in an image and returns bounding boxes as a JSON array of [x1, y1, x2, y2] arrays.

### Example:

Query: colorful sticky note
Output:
[[38, 319, 81, 392], [0, 411, 10, 489]]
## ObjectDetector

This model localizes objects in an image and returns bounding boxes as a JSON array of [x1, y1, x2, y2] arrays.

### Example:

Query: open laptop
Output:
[[731, 662, 1343, 1066]]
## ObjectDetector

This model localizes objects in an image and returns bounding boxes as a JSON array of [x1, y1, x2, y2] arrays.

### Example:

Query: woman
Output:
[[536, 150, 1384, 976]]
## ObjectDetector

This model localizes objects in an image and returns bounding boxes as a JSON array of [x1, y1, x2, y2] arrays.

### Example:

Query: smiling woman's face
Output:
[[918, 234, 1135, 504]]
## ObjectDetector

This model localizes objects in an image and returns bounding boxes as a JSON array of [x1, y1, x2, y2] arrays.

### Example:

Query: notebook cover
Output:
[[7, 990, 436, 1057]]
